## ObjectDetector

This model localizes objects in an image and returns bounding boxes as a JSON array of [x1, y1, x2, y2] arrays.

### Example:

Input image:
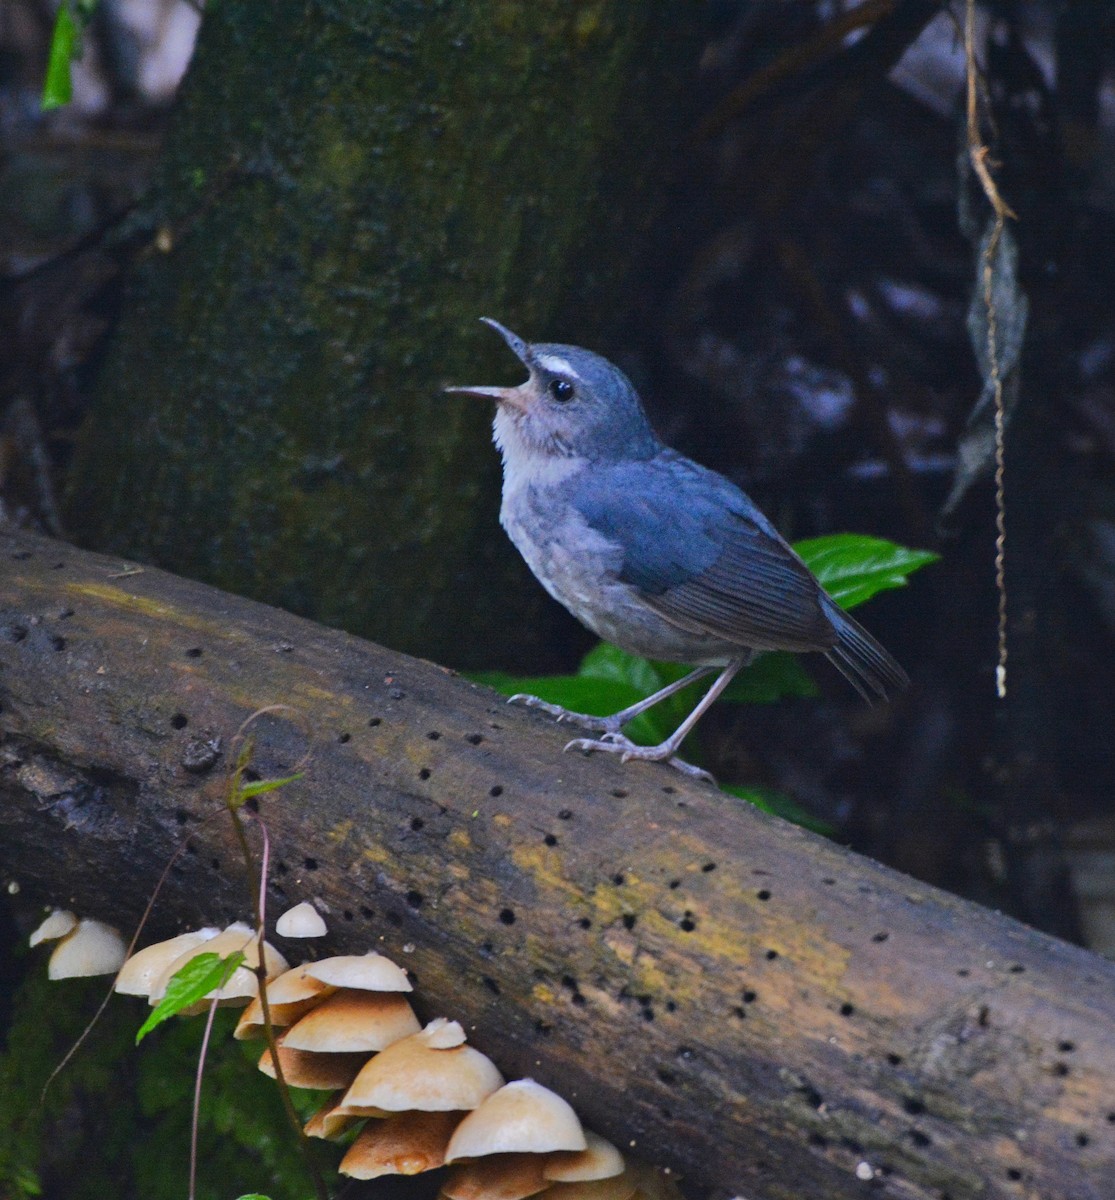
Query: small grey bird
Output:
[[448, 318, 907, 780]]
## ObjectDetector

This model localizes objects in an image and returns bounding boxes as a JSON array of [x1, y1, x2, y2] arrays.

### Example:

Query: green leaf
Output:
[[41, 4, 79, 111], [720, 784, 835, 835], [721, 651, 819, 705], [793, 533, 937, 610], [234, 772, 303, 804], [135, 951, 246, 1044]]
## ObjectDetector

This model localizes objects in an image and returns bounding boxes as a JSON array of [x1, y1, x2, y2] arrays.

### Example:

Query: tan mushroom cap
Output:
[[442, 1153, 551, 1200], [544, 1131, 625, 1182], [258, 1042, 367, 1090], [150, 922, 288, 1005], [304, 952, 412, 992], [48, 919, 128, 979], [282, 989, 421, 1053], [339, 1110, 463, 1179], [446, 1079, 586, 1162], [544, 1170, 640, 1200], [304, 1093, 356, 1140], [234, 964, 335, 1039], [275, 901, 328, 938], [29, 908, 78, 947], [341, 1019, 503, 1113], [115, 928, 220, 997]]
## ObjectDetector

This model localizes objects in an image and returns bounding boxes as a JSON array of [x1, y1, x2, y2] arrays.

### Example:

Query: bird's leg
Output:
[[508, 665, 716, 734], [563, 658, 746, 782]]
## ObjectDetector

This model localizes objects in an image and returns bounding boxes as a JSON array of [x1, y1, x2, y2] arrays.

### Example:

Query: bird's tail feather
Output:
[[822, 602, 908, 702]]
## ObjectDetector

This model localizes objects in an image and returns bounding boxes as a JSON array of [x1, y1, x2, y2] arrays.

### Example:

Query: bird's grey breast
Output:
[[498, 456, 741, 663], [499, 459, 623, 631]]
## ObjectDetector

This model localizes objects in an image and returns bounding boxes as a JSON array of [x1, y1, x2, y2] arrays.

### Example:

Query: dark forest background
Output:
[[2, 2, 1115, 1191]]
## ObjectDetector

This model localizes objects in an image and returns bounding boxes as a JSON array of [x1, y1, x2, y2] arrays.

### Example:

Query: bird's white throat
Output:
[[492, 405, 583, 494]]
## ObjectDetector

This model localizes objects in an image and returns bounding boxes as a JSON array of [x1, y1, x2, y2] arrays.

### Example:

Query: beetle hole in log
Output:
[[170, 713, 188, 730]]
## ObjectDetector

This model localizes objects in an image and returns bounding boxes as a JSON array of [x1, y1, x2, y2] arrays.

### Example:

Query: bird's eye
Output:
[[549, 378, 575, 403]]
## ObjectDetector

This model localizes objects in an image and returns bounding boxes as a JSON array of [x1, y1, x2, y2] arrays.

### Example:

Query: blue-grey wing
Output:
[[565, 452, 835, 652]]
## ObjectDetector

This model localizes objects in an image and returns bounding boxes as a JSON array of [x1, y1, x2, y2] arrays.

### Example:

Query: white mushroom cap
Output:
[[275, 901, 327, 938], [48, 919, 127, 979], [340, 1019, 503, 1113], [304, 952, 412, 992], [442, 1153, 551, 1200], [544, 1131, 625, 1181], [115, 929, 221, 997], [257, 1042, 368, 1090], [446, 1080, 586, 1162], [338, 1109, 462, 1179], [29, 909, 77, 947], [282, 989, 421, 1053]]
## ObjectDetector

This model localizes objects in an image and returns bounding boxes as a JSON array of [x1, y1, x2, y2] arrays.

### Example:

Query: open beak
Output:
[[444, 317, 535, 411]]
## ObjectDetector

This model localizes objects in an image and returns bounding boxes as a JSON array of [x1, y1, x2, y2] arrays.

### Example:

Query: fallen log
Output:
[[1, 527, 1112, 1200]]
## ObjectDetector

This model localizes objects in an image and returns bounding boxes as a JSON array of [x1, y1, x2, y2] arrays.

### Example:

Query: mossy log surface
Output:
[[65, 0, 698, 670], [1, 529, 1114, 1200]]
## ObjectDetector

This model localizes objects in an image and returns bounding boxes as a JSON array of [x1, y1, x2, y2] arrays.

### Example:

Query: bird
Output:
[[447, 318, 907, 781]]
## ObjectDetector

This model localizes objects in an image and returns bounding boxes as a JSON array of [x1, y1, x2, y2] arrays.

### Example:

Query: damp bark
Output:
[[2, 529, 1115, 1200], [63, 1, 700, 670]]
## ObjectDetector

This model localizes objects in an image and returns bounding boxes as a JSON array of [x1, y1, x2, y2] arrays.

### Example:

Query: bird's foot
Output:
[[507, 693, 621, 734], [563, 732, 716, 784]]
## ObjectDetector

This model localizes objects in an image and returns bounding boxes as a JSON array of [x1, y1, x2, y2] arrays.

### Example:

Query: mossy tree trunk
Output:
[[66, 1, 700, 669]]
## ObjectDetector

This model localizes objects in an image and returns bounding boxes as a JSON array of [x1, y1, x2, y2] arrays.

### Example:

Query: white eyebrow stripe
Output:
[[535, 353, 583, 381]]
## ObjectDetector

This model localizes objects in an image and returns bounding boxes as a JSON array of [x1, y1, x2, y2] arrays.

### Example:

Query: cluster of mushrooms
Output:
[[30, 903, 680, 1200]]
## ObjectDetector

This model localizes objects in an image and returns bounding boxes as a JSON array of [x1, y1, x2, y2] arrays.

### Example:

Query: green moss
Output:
[[0, 962, 324, 1200]]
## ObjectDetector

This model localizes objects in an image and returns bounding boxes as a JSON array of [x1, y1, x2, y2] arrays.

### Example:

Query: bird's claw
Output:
[[507, 693, 617, 733], [562, 734, 716, 784]]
